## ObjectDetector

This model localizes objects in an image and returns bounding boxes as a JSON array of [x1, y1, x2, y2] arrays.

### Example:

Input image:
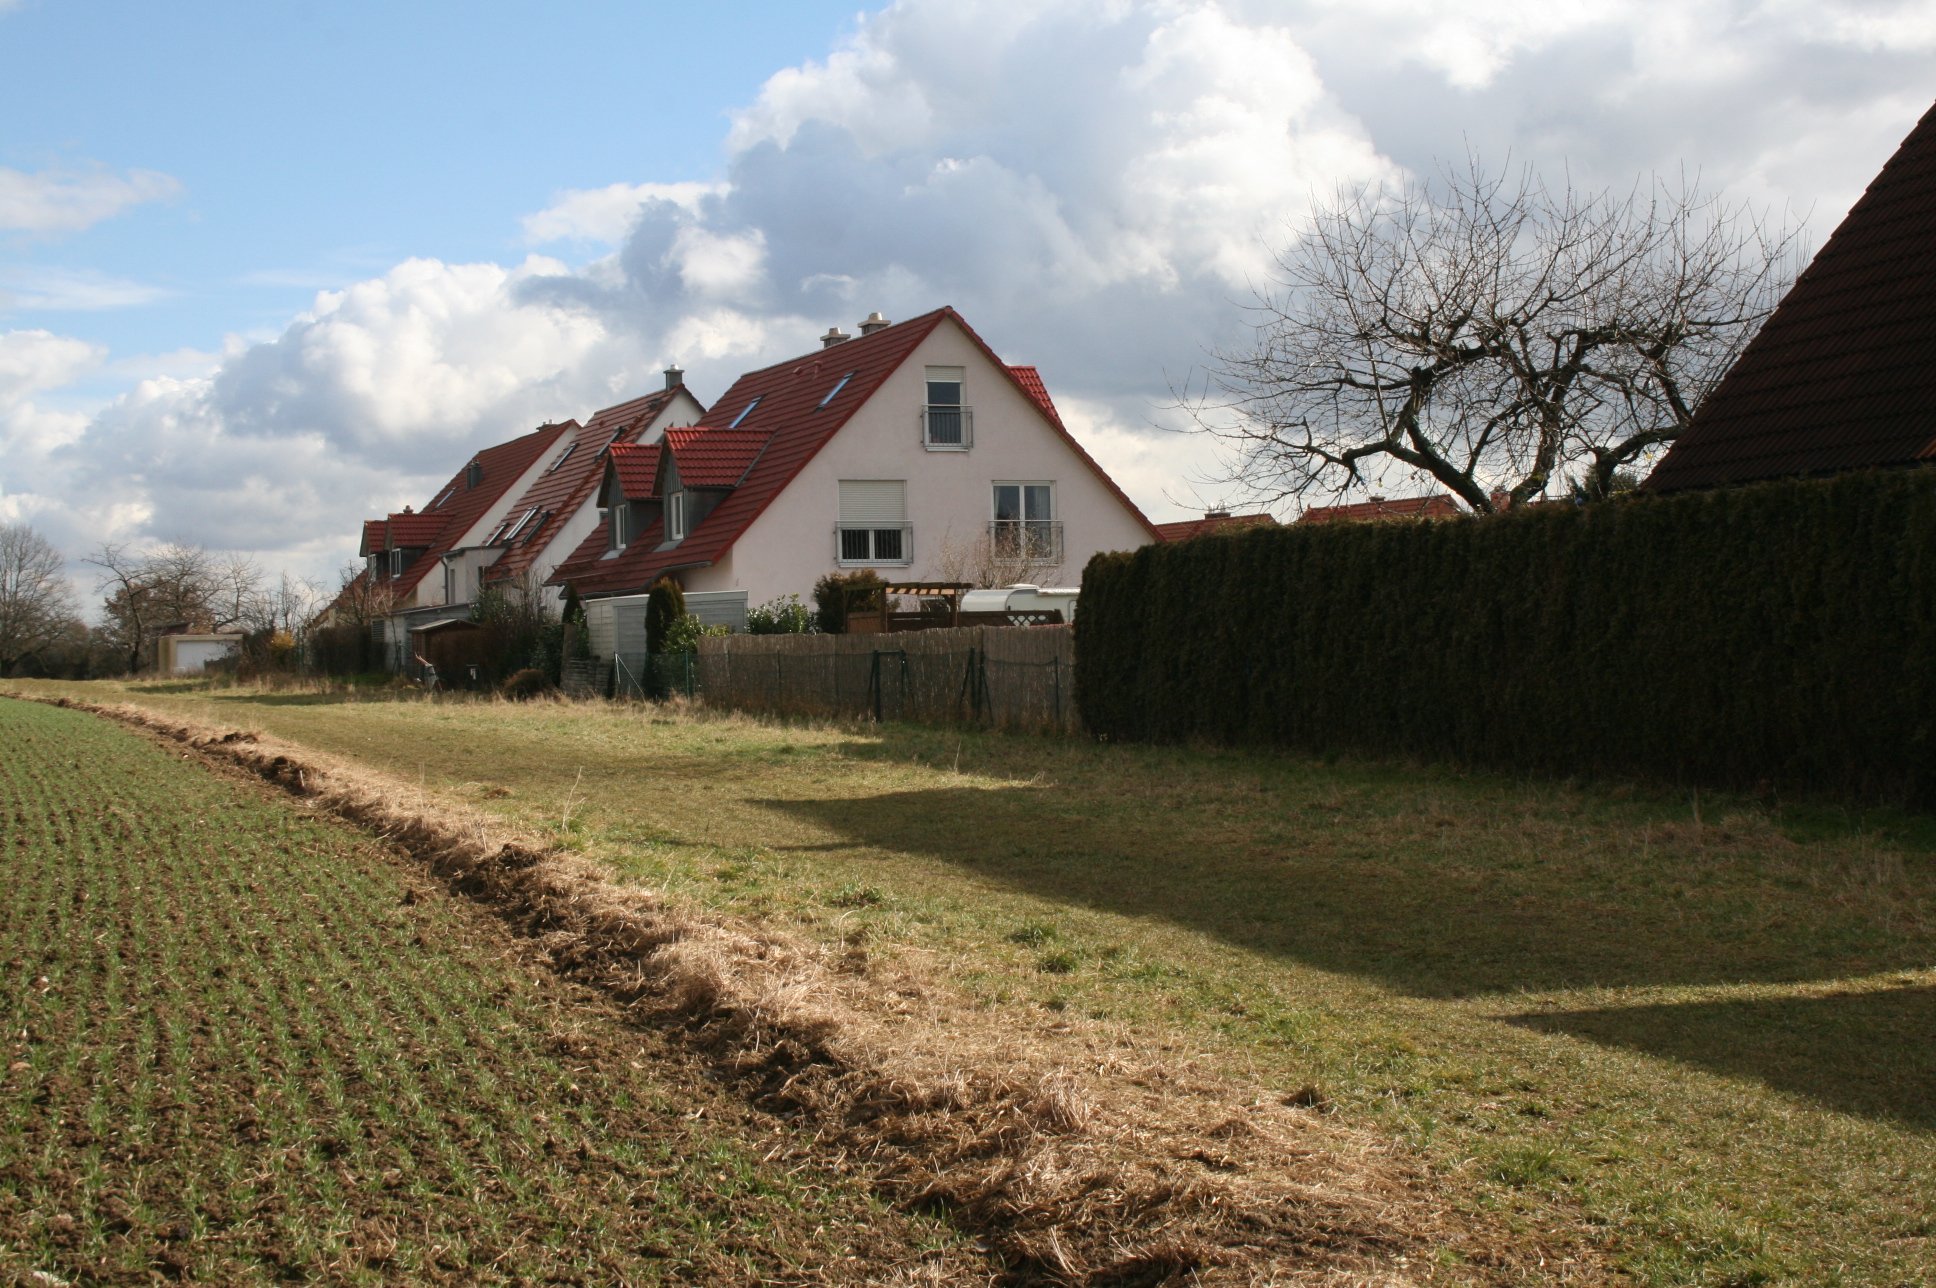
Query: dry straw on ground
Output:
[[41, 695, 1608, 1287]]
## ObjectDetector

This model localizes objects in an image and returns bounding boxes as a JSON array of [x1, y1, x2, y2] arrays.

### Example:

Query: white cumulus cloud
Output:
[[9, 0, 1936, 582], [523, 181, 727, 245]]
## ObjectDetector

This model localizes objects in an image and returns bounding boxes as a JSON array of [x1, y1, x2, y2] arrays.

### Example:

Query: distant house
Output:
[[1645, 101, 1936, 492], [352, 425, 568, 667], [1295, 494, 1463, 524], [1152, 510, 1278, 541], [476, 376, 705, 609], [546, 307, 1158, 615], [340, 377, 705, 669]]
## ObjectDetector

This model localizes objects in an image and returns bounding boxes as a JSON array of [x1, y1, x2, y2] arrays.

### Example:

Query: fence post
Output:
[[869, 650, 882, 723], [1052, 655, 1061, 728]]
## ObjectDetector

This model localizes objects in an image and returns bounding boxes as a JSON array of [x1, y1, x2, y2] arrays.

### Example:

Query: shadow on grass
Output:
[[763, 780, 1936, 999], [1504, 986, 1936, 1130]]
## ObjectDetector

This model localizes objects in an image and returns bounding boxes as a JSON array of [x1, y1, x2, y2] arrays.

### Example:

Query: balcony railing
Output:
[[921, 405, 973, 450], [988, 520, 1063, 564], [835, 523, 914, 566]]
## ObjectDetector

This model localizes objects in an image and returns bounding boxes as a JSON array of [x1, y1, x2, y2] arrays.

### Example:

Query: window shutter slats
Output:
[[839, 480, 906, 525]]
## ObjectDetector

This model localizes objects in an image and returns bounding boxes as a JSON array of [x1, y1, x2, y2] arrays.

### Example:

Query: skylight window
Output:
[[432, 488, 455, 509], [546, 443, 577, 474], [503, 509, 539, 543], [728, 396, 761, 428], [818, 373, 854, 409]]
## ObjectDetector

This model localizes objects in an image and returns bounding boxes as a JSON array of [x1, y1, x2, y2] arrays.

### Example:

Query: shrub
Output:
[[645, 577, 686, 653], [500, 667, 552, 701], [1076, 468, 1936, 806], [660, 614, 728, 654], [811, 569, 885, 635], [747, 593, 814, 634]]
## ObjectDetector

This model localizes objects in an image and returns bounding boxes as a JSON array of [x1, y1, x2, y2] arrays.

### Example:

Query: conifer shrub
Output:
[[645, 578, 686, 654], [811, 569, 885, 634], [1076, 468, 1936, 805]]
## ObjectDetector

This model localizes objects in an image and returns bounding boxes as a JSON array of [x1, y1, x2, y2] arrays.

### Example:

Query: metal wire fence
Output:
[[692, 624, 1077, 732]]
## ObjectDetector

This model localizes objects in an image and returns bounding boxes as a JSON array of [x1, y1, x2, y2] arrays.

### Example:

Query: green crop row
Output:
[[0, 698, 910, 1286]]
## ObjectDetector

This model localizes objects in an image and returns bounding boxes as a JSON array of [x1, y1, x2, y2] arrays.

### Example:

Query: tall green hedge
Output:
[[1076, 470, 1936, 804]]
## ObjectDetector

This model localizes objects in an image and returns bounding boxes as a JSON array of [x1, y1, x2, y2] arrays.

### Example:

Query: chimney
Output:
[[664, 365, 684, 390], [403, 505, 413, 514], [857, 311, 891, 335], [1205, 509, 1230, 520], [820, 326, 851, 348]]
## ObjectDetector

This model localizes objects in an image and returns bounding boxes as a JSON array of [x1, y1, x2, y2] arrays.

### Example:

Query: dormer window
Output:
[[921, 366, 971, 450], [667, 491, 687, 542]]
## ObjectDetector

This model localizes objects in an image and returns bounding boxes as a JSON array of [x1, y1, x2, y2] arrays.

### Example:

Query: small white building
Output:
[[549, 307, 1157, 609], [156, 632, 243, 676]]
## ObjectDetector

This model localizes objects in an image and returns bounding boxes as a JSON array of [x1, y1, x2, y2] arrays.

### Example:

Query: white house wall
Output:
[[682, 319, 1151, 607]]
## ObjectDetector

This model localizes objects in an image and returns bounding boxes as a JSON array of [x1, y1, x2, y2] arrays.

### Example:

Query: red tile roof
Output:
[[1645, 101, 1936, 492], [661, 427, 773, 488], [486, 387, 699, 587], [604, 442, 661, 501], [1007, 365, 1062, 426], [548, 307, 1157, 597], [359, 422, 569, 598], [1295, 494, 1463, 524], [1152, 512, 1278, 541]]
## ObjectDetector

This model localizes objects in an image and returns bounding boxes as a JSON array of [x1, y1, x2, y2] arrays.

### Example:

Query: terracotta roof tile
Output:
[[662, 427, 773, 488], [548, 307, 1156, 597], [1152, 512, 1278, 541], [1295, 495, 1462, 524], [360, 422, 569, 598], [486, 388, 698, 586], [1006, 365, 1062, 426], [1645, 100, 1936, 491], [606, 442, 660, 501]]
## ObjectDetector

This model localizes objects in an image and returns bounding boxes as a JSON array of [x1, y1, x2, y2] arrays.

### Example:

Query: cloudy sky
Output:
[[4, 0, 1934, 593]]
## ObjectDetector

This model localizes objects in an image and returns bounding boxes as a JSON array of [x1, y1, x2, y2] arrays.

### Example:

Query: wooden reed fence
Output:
[[695, 624, 1077, 732]]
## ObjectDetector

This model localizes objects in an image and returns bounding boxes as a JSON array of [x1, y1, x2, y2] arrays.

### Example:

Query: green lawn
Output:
[[11, 678, 1935, 1286], [0, 695, 947, 1285]]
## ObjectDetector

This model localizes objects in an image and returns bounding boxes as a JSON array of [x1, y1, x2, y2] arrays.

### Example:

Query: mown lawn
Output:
[[12, 678, 1936, 1286], [0, 696, 949, 1285]]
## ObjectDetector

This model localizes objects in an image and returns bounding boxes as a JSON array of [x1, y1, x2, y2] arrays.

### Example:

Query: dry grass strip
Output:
[[37, 695, 1611, 1287]]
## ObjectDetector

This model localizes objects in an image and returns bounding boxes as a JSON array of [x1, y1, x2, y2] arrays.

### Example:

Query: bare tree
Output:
[[929, 530, 1067, 590], [326, 563, 397, 627], [1200, 158, 1804, 510], [87, 542, 265, 673], [0, 523, 77, 675]]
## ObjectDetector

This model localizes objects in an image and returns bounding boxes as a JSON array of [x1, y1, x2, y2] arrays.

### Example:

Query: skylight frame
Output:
[[818, 373, 855, 409], [546, 443, 577, 474], [728, 397, 762, 428]]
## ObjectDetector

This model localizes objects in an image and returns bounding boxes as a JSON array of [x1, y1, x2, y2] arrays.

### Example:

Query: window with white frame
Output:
[[921, 366, 971, 450], [667, 491, 687, 542], [836, 480, 911, 564], [991, 482, 1061, 562]]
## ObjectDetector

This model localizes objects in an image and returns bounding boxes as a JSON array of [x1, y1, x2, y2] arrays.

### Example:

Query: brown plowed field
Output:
[[0, 698, 937, 1286]]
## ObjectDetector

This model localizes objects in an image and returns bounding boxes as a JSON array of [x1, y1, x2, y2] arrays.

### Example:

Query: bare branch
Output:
[[1194, 154, 1807, 512]]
